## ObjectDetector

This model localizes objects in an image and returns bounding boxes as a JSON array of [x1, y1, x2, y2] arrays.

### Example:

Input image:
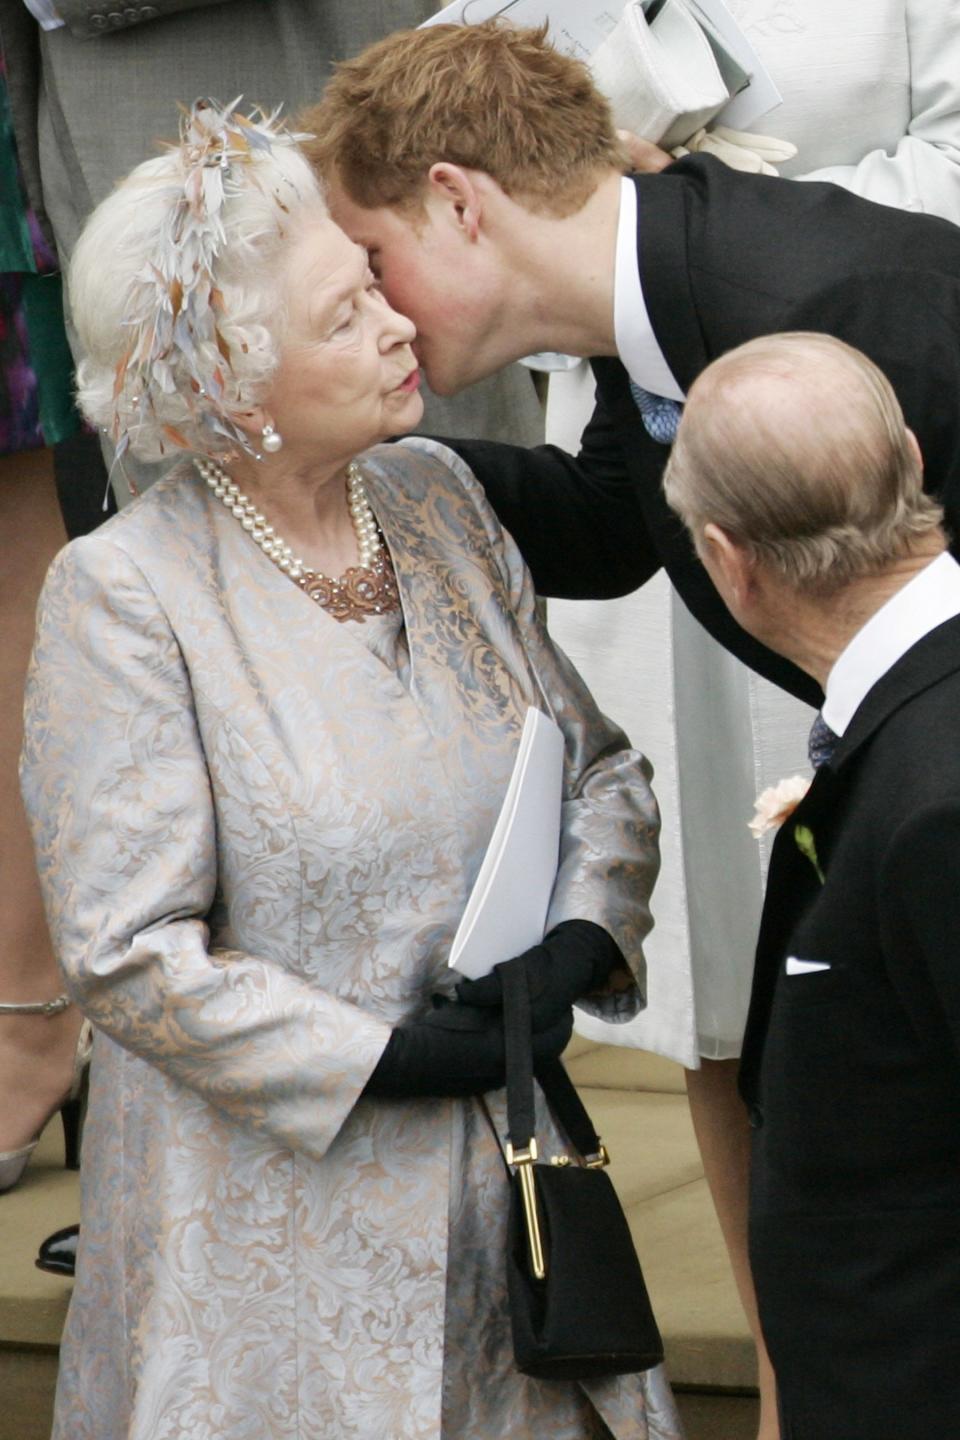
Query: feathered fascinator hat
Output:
[[110, 98, 310, 469]]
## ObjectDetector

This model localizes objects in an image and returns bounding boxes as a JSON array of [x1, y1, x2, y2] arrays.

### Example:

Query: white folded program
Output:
[[590, 0, 732, 150]]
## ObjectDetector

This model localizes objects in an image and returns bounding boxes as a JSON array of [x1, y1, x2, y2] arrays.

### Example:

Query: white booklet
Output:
[[449, 707, 565, 979], [422, 0, 780, 134]]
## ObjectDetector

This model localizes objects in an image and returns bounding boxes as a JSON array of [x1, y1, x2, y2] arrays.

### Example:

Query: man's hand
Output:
[[618, 129, 673, 174]]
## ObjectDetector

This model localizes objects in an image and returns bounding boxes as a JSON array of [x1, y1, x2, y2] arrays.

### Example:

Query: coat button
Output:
[[89, 12, 107, 27], [748, 1104, 764, 1129]]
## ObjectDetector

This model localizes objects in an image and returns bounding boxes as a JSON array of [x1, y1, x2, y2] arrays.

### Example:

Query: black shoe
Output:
[[36, 1223, 79, 1277]]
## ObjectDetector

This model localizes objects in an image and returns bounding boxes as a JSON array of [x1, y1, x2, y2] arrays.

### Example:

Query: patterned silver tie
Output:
[[808, 711, 839, 769], [629, 380, 683, 444]]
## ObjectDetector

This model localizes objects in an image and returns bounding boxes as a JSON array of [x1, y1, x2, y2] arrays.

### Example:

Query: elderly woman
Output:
[[20, 104, 679, 1440]]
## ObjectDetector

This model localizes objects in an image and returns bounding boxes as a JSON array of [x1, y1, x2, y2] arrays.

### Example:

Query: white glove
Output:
[[672, 125, 798, 177]]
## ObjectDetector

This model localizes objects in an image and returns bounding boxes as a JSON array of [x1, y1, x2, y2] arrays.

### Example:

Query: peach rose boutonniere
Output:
[[749, 776, 826, 882], [748, 775, 811, 838]]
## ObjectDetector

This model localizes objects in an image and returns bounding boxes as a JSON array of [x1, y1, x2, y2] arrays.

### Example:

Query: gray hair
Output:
[[69, 107, 328, 464], [663, 332, 944, 595]]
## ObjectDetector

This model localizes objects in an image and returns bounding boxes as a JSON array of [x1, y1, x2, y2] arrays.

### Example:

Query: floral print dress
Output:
[[0, 48, 79, 457]]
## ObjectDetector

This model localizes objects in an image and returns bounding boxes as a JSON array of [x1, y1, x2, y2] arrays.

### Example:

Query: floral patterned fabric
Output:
[[0, 50, 79, 456], [21, 438, 680, 1440]]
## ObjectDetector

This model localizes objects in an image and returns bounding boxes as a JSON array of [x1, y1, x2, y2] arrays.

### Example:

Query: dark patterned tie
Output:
[[629, 380, 683, 444], [808, 712, 839, 769]]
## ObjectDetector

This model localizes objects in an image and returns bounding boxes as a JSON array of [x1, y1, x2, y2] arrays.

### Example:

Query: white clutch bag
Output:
[[591, 0, 744, 150]]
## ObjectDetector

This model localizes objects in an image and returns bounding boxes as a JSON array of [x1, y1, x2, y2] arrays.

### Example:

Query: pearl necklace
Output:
[[195, 456, 400, 623]]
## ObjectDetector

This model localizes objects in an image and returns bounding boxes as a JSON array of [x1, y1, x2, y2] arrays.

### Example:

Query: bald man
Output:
[[664, 332, 960, 1440]]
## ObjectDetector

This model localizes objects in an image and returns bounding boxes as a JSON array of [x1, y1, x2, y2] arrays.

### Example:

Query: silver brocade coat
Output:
[[21, 438, 681, 1440]]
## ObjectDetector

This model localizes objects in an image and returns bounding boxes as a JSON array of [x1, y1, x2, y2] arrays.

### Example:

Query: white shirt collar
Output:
[[822, 552, 960, 735], [613, 177, 685, 402]]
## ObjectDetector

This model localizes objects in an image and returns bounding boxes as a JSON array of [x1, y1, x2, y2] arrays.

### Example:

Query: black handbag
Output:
[[497, 958, 665, 1381]]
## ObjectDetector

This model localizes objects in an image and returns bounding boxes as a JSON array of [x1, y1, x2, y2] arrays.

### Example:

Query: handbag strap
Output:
[[500, 959, 537, 1152], [499, 960, 606, 1164], [534, 1056, 605, 1163]]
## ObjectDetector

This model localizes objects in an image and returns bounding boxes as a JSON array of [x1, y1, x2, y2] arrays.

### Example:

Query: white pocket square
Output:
[[786, 957, 831, 976]]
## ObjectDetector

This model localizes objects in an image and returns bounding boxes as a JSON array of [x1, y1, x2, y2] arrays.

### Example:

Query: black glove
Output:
[[362, 1000, 573, 1100], [455, 919, 625, 1033]]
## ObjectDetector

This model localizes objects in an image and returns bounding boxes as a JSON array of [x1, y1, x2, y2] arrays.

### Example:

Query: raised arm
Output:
[[440, 378, 663, 599]]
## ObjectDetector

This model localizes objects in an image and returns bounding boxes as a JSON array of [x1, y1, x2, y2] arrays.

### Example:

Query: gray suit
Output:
[[1, 0, 542, 445]]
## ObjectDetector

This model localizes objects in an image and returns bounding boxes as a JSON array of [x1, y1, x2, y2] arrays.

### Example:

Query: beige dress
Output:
[[21, 438, 681, 1440]]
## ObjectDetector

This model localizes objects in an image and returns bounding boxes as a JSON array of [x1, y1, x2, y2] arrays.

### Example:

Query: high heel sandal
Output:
[[0, 994, 93, 1194]]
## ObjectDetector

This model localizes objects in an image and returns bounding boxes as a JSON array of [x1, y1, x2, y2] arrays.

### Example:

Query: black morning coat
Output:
[[450, 153, 960, 708], [448, 154, 960, 1435], [741, 608, 960, 1438]]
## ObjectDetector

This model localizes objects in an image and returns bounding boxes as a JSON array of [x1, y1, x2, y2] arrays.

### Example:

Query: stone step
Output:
[[0, 1353, 760, 1440]]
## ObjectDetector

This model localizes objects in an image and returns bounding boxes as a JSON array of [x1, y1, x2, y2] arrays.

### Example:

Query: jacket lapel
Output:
[[739, 767, 839, 1102], [631, 171, 709, 393]]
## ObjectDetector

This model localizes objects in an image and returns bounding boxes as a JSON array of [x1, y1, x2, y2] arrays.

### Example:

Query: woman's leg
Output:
[[0, 447, 84, 1161], [685, 1057, 780, 1440]]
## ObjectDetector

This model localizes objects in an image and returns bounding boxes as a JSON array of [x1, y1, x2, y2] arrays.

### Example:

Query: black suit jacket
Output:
[[453, 156, 960, 705], [740, 612, 960, 1438]]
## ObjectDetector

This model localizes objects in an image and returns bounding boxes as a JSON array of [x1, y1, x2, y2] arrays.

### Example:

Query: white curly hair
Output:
[[69, 100, 327, 464]]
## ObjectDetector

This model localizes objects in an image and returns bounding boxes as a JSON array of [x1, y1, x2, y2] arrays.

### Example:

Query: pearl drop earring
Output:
[[261, 423, 283, 454]]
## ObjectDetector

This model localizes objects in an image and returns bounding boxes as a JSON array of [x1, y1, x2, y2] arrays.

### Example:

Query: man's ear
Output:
[[426, 162, 485, 241], [701, 522, 757, 610]]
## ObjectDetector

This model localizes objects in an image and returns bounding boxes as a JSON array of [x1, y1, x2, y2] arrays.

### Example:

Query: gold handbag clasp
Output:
[[506, 1137, 547, 1280]]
